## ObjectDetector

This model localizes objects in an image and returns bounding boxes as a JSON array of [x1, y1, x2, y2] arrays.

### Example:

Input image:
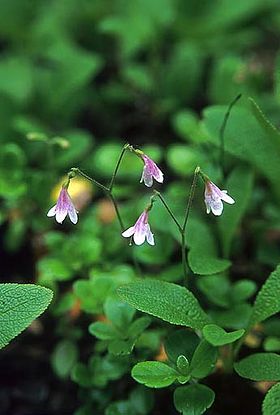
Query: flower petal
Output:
[[221, 191, 235, 204], [122, 226, 135, 238], [205, 200, 211, 214], [211, 200, 224, 216], [146, 224, 155, 245], [68, 205, 78, 224], [47, 205, 57, 217], [153, 167, 164, 183], [133, 225, 146, 245], [55, 207, 68, 224], [140, 168, 153, 187]]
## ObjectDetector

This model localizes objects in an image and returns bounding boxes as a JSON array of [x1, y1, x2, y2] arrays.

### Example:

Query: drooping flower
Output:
[[204, 180, 235, 216], [139, 154, 164, 187], [47, 187, 78, 224], [122, 210, 155, 246]]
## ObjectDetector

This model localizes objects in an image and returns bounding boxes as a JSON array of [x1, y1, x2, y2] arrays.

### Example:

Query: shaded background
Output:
[[1, 0, 280, 414]]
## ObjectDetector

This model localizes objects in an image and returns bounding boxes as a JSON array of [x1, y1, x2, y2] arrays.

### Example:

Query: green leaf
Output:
[[174, 384, 215, 415], [131, 361, 178, 388], [202, 324, 245, 346], [108, 339, 136, 356], [37, 257, 72, 283], [190, 340, 218, 379], [231, 280, 257, 303], [0, 56, 33, 103], [210, 303, 252, 330], [200, 277, 256, 308], [186, 218, 231, 275], [218, 166, 254, 256], [177, 355, 190, 376], [234, 353, 280, 381], [71, 363, 92, 387], [264, 337, 280, 352], [89, 322, 117, 340], [262, 383, 280, 415], [0, 284, 53, 349], [51, 340, 78, 378], [164, 329, 200, 363], [106, 401, 132, 415], [127, 316, 151, 338], [129, 386, 154, 415], [167, 145, 202, 176], [197, 275, 230, 308], [104, 297, 135, 329], [118, 280, 210, 330], [202, 98, 280, 194], [250, 265, 280, 326]]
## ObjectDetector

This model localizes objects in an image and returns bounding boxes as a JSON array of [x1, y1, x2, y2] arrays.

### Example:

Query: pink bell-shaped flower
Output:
[[122, 210, 155, 246], [204, 180, 235, 216], [47, 187, 78, 224]]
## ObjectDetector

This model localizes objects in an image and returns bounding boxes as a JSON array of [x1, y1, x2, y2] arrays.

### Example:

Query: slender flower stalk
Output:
[[153, 167, 200, 284], [219, 93, 242, 178], [108, 143, 130, 192], [68, 144, 130, 232], [153, 191, 182, 233]]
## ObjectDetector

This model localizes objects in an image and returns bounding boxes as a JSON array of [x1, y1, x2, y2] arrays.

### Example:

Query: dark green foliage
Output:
[[1, 1, 280, 414]]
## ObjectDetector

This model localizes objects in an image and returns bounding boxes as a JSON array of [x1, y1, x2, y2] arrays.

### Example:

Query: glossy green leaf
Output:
[[118, 280, 210, 329], [177, 355, 190, 376], [132, 361, 178, 388], [174, 384, 215, 415], [202, 324, 245, 346], [234, 353, 280, 381]]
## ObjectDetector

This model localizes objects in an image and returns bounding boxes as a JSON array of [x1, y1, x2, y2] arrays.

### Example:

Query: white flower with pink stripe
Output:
[[204, 180, 235, 216], [47, 187, 78, 224], [122, 210, 154, 246]]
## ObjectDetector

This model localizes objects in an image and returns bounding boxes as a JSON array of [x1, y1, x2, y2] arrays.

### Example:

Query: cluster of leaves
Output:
[[2, 0, 280, 414]]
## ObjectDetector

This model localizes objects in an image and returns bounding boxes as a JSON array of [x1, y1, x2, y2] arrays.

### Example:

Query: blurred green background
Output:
[[2, 0, 280, 414]]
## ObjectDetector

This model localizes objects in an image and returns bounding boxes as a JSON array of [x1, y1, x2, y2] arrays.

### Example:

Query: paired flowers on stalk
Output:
[[47, 144, 235, 246]]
